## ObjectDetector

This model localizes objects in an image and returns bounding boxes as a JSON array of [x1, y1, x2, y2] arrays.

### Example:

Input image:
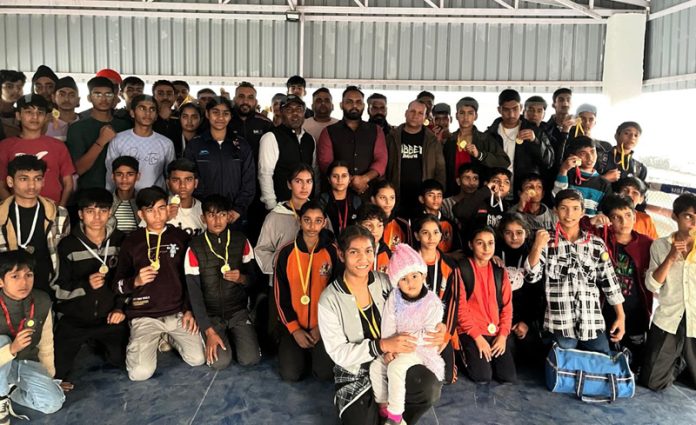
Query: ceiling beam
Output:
[[552, 0, 603, 20]]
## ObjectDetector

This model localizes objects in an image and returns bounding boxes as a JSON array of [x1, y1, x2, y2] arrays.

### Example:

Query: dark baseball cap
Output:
[[432, 103, 451, 115], [280, 94, 305, 109]]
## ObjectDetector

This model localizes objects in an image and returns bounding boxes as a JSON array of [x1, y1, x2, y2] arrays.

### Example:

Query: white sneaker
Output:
[[158, 334, 173, 352], [0, 396, 29, 425]]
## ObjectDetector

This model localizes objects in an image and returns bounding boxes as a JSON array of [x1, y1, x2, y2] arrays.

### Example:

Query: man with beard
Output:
[[544, 88, 574, 176], [317, 86, 387, 196], [367, 93, 393, 138], [151, 80, 180, 154], [286, 75, 314, 118], [385, 100, 446, 218], [229, 81, 272, 161], [258, 95, 316, 210], [302, 88, 338, 141], [46, 76, 80, 142]]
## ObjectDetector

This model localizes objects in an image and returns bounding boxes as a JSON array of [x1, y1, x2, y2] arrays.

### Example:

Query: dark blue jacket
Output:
[[183, 130, 256, 215]]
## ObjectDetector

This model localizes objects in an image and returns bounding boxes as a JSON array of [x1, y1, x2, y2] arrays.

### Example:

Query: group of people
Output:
[[0, 64, 694, 425]]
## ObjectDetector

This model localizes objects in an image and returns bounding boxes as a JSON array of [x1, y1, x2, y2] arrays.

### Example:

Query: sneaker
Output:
[[385, 419, 407, 425], [158, 334, 172, 353], [0, 396, 29, 425]]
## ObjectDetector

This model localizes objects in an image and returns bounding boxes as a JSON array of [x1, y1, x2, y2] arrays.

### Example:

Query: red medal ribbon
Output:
[[0, 296, 35, 337], [574, 167, 590, 186], [336, 198, 349, 232]]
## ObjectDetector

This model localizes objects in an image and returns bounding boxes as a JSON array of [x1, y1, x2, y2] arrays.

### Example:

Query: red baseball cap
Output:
[[96, 68, 122, 85]]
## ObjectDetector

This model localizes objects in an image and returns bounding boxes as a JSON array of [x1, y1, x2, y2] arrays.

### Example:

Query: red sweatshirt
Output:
[[457, 260, 513, 339]]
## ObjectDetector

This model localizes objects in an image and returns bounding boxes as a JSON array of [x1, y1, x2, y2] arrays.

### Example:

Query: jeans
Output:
[[0, 335, 64, 414], [554, 332, 611, 355]]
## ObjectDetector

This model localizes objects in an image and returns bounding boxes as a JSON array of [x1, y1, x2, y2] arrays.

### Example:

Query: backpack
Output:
[[458, 258, 505, 312]]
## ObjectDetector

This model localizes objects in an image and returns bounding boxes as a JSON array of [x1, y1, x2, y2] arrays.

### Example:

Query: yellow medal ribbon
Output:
[[574, 117, 585, 138], [145, 228, 163, 270], [205, 230, 231, 273], [345, 278, 380, 339], [294, 240, 316, 305], [615, 145, 631, 172]]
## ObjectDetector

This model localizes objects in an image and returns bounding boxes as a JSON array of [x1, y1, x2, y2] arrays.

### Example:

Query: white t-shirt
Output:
[[168, 198, 205, 236], [498, 123, 519, 173]]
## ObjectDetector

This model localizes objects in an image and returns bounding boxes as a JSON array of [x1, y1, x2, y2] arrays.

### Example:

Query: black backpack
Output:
[[458, 258, 505, 312]]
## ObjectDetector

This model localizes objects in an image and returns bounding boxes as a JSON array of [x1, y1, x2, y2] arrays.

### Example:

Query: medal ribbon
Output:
[[345, 277, 380, 339], [15, 203, 40, 250], [294, 240, 316, 300], [145, 228, 163, 266], [336, 198, 349, 232], [0, 296, 34, 337], [204, 230, 230, 266], [614, 146, 632, 172], [574, 117, 585, 138], [574, 167, 590, 186], [78, 237, 111, 268], [554, 222, 591, 247]]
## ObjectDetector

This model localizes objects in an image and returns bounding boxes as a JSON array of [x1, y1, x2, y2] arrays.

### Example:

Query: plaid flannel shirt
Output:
[[525, 231, 624, 341]]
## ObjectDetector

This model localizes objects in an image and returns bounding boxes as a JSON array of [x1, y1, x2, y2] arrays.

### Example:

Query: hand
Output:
[[474, 335, 492, 362], [491, 255, 505, 268], [561, 155, 581, 174], [487, 182, 499, 195], [167, 204, 180, 221], [309, 326, 321, 343], [220, 87, 230, 99], [590, 213, 610, 227], [134, 266, 158, 287], [424, 322, 447, 349], [491, 334, 507, 357], [533, 229, 551, 251], [223, 269, 242, 283], [512, 322, 529, 340], [181, 311, 199, 334], [609, 317, 625, 343], [10, 328, 34, 355], [292, 329, 316, 349], [205, 328, 226, 364], [379, 333, 417, 354], [669, 239, 689, 261], [350, 175, 370, 194], [59, 381, 74, 393], [561, 116, 575, 133], [603, 169, 621, 183], [88, 272, 106, 290], [97, 125, 116, 145], [519, 129, 536, 141], [383, 352, 396, 364], [227, 210, 241, 224], [107, 309, 126, 325], [465, 143, 479, 158]]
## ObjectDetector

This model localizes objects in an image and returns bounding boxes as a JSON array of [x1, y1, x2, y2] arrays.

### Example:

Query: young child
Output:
[[495, 213, 545, 365], [370, 180, 411, 250], [416, 180, 462, 255], [511, 173, 556, 232], [414, 215, 462, 383], [526, 189, 625, 354], [596, 121, 647, 184], [0, 251, 64, 421], [112, 186, 205, 381], [110, 156, 141, 234], [0, 155, 71, 298], [165, 158, 205, 236], [370, 243, 444, 425], [441, 163, 481, 224], [53, 188, 128, 389], [553, 136, 612, 217], [615, 177, 658, 239], [457, 227, 516, 383], [598, 195, 653, 370], [640, 193, 696, 391], [356, 204, 392, 274], [274, 200, 337, 381], [185, 195, 260, 370], [320, 161, 361, 235], [0, 94, 75, 206]]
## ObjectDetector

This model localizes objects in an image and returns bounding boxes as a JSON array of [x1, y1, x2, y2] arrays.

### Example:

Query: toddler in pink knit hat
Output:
[[369, 243, 444, 425]]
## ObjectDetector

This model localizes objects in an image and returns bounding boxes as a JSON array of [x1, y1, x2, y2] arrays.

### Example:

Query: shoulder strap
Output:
[[459, 258, 474, 300], [492, 263, 504, 313]]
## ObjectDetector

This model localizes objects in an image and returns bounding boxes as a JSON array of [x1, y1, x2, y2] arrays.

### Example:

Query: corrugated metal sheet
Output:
[[644, 2, 696, 91]]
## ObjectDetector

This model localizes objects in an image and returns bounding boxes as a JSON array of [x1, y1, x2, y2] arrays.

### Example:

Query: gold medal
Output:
[[601, 252, 610, 262], [170, 194, 181, 205], [51, 108, 60, 120], [527, 189, 537, 198], [220, 263, 231, 274], [99, 264, 109, 274], [26, 319, 35, 328], [300, 295, 311, 305], [515, 138, 524, 145], [457, 139, 467, 150], [488, 323, 496, 334], [424, 119, 430, 127], [151, 261, 160, 271]]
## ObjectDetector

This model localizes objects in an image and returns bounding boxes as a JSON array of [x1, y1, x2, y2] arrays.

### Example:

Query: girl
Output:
[[495, 213, 545, 365], [457, 227, 516, 383], [177, 102, 202, 157], [318, 225, 443, 425], [321, 161, 362, 235], [371, 179, 411, 250], [414, 215, 463, 383], [370, 244, 445, 425]]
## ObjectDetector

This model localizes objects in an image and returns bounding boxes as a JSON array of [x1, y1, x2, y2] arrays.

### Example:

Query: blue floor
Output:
[[16, 348, 696, 425]]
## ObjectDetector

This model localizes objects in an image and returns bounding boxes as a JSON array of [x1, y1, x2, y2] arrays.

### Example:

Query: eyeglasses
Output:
[[91, 92, 115, 99]]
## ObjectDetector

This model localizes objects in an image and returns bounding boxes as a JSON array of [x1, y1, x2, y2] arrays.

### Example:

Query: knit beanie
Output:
[[32, 65, 58, 83], [386, 244, 427, 287], [576, 103, 597, 116], [55, 76, 78, 92]]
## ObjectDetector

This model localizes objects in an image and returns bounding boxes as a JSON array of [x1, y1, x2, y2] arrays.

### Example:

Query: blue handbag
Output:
[[545, 343, 635, 403]]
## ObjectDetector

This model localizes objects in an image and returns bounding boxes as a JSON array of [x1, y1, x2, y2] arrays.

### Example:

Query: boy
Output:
[[526, 189, 625, 354], [105, 95, 176, 192], [553, 136, 612, 217], [523, 96, 547, 127], [0, 94, 75, 206], [46, 77, 80, 142], [416, 179, 461, 254], [0, 251, 64, 421], [274, 200, 336, 381], [453, 167, 512, 241], [356, 203, 392, 273], [640, 193, 696, 391], [0, 70, 26, 139], [53, 188, 128, 388], [441, 163, 481, 224], [114, 76, 145, 122], [185, 195, 260, 369], [596, 121, 647, 183], [0, 155, 70, 298], [511, 173, 556, 232], [598, 195, 653, 369], [165, 158, 205, 236], [110, 156, 141, 234], [615, 177, 658, 239], [112, 186, 204, 381]]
